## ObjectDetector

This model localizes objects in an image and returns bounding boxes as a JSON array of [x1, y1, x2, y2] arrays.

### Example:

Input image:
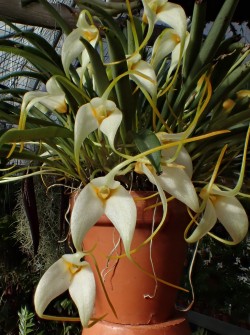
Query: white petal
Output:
[[32, 94, 66, 113], [158, 166, 199, 212], [62, 12, 99, 76], [62, 28, 84, 76], [129, 59, 157, 99], [99, 109, 122, 150], [90, 97, 122, 150], [142, 0, 157, 24], [74, 103, 99, 165], [151, 28, 179, 68], [185, 199, 217, 243], [77, 49, 91, 83], [62, 251, 86, 266], [70, 184, 104, 251], [156, 2, 187, 41], [214, 196, 249, 244], [69, 264, 96, 327], [91, 175, 120, 189], [34, 258, 71, 317], [104, 186, 137, 255], [161, 145, 193, 178], [141, 163, 168, 215], [46, 77, 64, 95], [167, 31, 190, 78]]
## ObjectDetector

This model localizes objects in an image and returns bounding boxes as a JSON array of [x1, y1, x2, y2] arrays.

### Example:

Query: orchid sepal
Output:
[[34, 252, 95, 327]]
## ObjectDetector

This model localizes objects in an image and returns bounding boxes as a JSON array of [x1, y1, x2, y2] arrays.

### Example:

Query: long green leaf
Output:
[[0, 17, 63, 68], [174, 0, 240, 111], [80, 37, 110, 97], [105, 28, 135, 135], [188, 0, 239, 81], [0, 126, 73, 149], [0, 43, 64, 76], [183, 0, 207, 79], [205, 61, 250, 115], [0, 70, 47, 83]]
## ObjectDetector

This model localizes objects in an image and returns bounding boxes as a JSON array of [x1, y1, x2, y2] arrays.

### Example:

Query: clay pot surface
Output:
[[82, 191, 190, 325], [82, 314, 191, 335]]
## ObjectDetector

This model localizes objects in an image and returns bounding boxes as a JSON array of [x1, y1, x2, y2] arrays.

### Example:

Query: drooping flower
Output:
[[157, 132, 193, 178], [28, 77, 66, 112], [19, 76, 66, 130], [71, 175, 137, 255], [142, 0, 187, 42], [34, 252, 95, 327], [151, 28, 181, 69], [74, 97, 122, 166], [135, 159, 199, 213], [61, 11, 99, 77], [127, 53, 157, 100], [185, 185, 249, 244]]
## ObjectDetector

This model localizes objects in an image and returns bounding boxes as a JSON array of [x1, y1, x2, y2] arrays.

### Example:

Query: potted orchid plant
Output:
[[0, 0, 249, 331]]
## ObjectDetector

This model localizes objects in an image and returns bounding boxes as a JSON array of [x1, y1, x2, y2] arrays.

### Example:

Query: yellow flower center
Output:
[[56, 101, 67, 113], [97, 185, 111, 200], [66, 261, 82, 275], [92, 105, 111, 124], [200, 188, 217, 203], [82, 28, 97, 42]]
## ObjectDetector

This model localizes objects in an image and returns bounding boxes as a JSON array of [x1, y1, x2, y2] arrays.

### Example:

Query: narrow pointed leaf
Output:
[[0, 126, 73, 149], [80, 38, 110, 97]]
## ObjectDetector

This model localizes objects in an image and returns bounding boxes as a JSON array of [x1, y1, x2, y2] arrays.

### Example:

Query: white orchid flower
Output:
[[71, 175, 137, 255], [61, 11, 99, 77], [16, 76, 66, 135], [127, 53, 157, 100], [74, 97, 122, 167], [167, 31, 190, 78], [151, 28, 190, 75], [135, 160, 199, 213], [142, 0, 187, 42], [151, 28, 180, 68], [185, 185, 249, 244], [34, 252, 95, 327], [157, 132, 193, 178], [24, 76, 66, 114]]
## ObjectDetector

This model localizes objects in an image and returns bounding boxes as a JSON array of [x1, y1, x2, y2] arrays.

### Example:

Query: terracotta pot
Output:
[[79, 191, 191, 334], [83, 316, 191, 335]]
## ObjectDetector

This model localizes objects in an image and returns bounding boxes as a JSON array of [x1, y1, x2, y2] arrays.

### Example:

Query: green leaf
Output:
[[105, 28, 135, 136], [174, 0, 240, 111], [205, 60, 250, 114], [0, 42, 64, 76], [183, 0, 207, 80], [0, 18, 62, 68], [0, 126, 73, 150], [134, 130, 162, 175], [188, 0, 239, 81], [0, 70, 47, 83], [80, 37, 110, 97]]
